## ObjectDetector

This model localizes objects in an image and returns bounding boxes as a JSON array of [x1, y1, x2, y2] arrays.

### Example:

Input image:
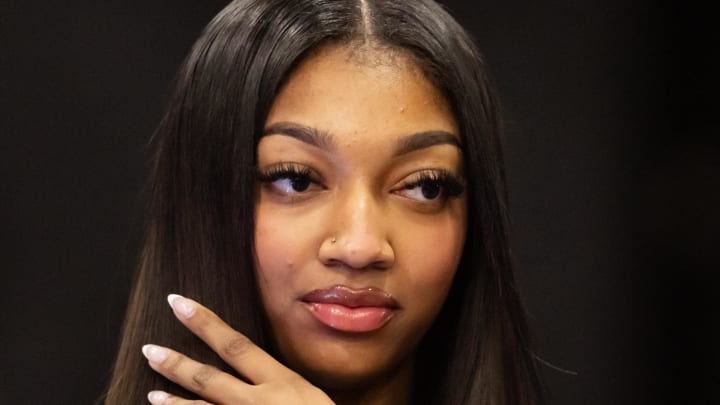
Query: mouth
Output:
[[301, 285, 399, 333]]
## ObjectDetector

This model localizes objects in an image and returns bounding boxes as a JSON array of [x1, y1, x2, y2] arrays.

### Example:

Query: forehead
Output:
[[264, 44, 458, 140]]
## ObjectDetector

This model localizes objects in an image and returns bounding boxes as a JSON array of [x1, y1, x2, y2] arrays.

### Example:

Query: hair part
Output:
[[104, 1, 542, 404]]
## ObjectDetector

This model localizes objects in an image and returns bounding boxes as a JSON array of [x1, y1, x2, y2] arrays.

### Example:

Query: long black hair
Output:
[[105, 1, 542, 403]]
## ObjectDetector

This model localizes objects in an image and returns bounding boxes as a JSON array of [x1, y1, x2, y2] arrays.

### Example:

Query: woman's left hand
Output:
[[141, 294, 335, 405]]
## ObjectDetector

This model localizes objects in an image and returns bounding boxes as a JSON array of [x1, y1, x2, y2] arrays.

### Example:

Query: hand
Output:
[[141, 294, 335, 405]]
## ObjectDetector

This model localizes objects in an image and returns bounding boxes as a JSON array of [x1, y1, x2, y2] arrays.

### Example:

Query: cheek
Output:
[[396, 208, 466, 311], [409, 228, 463, 287], [253, 208, 305, 310], [253, 199, 335, 322]]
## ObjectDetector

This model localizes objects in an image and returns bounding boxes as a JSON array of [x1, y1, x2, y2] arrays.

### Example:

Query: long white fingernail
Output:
[[147, 390, 169, 404], [168, 293, 196, 318], [142, 344, 168, 364]]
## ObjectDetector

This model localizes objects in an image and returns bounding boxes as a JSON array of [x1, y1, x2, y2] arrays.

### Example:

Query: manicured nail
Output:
[[147, 390, 168, 404], [142, 344, 169, 364], [168, 293, 196, 318]]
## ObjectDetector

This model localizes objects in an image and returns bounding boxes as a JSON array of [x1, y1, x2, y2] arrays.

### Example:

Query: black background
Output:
[[1, 1, 717, 404]]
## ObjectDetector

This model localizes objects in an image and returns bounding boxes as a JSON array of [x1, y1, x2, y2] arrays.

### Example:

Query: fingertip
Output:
[[147, 390, 169, 404], [142, 344, 169, 364], [167, 293, 196, 318], [167, 293, 184, 308]]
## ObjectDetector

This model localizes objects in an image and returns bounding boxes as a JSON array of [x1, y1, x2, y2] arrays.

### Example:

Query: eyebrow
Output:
[[263, 122, 334, 150], [394, 131, 462, 156], [263, 122, 461, 155]]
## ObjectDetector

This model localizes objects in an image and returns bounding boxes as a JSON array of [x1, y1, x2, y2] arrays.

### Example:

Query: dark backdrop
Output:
[[1, 1, 716, 404]]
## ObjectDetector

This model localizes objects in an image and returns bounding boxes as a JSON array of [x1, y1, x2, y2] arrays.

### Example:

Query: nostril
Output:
[[323, 258, 343, 268], [317, 229, 395, 270]]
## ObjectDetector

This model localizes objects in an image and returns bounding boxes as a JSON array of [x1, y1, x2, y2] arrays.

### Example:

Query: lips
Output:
[[301, 285, 398, 333]]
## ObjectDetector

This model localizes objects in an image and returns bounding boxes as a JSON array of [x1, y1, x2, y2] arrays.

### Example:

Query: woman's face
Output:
[[254, 45, 466, 389]]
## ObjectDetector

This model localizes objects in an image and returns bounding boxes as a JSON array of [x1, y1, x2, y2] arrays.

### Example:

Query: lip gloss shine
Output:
[[301, 285, 398, 333], [306, 302, 394, 332]]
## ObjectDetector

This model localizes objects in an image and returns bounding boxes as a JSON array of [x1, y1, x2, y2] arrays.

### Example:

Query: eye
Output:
[[256, 162, 324, 195], [396, 170, 465, 203]]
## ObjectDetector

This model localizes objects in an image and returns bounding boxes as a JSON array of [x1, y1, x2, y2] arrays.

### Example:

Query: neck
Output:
[[326, 357, 414, 405]]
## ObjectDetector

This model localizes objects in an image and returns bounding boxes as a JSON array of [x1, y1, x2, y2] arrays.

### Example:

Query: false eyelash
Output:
[[403, 170, 466, 198], [255, 162, 317, 183]]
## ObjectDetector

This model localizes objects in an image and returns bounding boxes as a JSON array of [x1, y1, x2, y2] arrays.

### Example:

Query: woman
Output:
[[105, 0, 542, 404]]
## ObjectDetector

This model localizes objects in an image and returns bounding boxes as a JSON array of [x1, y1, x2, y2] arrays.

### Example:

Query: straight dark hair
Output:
[[105, 0, 542, 403]]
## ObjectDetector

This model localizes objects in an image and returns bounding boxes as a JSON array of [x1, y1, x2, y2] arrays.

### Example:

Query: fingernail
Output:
[[168, 293, 196, 318], [142, 344, 168, 364], [147, 390, 168, 404]]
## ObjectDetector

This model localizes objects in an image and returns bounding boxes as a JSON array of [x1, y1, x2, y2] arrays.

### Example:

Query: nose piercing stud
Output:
[[330, 237, 337, 244]]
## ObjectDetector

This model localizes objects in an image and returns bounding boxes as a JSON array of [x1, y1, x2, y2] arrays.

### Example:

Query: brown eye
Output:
[[422, 182, 441, 199], [396, 170, 465, 203], [404, 181, 440, 200], [256, 162, 323, 196], [275, 174, 311, 193]]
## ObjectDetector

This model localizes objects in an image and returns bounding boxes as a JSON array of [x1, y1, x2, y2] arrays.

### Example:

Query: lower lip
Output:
[[305, 303, 394, 333]]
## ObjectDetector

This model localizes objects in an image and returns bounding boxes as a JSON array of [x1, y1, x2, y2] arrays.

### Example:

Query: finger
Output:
[[147, 390, 211, 405], [142, 344, 251, 404], [166, 294, 292, 383]]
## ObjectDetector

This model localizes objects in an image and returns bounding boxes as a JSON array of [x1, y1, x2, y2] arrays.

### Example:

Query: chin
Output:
[[280, 340, 412, 391], [300, 358, 406, 392]]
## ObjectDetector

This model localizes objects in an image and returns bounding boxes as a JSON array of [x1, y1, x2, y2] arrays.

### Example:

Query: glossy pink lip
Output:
[[301, 285, 398, 333]]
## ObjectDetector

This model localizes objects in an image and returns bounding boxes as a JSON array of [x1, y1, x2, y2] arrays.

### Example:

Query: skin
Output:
[[142, 45, 467, 405]]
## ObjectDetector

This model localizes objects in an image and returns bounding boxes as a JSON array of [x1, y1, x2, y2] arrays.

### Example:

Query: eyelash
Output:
[[256, 164, 465, 203], [256, 162, 323, 193], [398, 169, 466, 201]]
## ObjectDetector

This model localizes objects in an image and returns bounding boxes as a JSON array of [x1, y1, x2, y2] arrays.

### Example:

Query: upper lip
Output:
[[301, 285, 399, 308]]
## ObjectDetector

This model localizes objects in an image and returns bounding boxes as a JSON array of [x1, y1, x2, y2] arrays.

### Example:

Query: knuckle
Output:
[[190, 364, 219, 391], [222, 333, 254, 358]]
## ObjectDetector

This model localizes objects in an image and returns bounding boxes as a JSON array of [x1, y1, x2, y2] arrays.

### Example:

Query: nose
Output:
[[318, 189, 395, 270]]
